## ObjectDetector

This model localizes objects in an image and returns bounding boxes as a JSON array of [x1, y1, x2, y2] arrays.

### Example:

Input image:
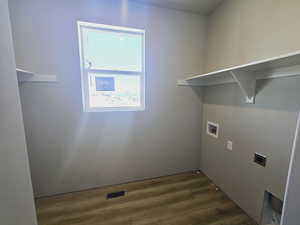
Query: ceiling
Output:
[[132, 0, 224, 15]]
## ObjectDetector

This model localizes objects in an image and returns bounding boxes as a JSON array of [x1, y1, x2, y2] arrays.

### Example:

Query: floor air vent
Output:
[[107, 191, 125, 199]]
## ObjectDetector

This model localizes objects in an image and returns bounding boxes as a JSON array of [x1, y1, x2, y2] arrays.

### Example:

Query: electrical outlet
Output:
[[227, 141, 233, 151]]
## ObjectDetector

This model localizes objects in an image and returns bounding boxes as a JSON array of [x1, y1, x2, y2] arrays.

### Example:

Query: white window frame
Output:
[[77, 21, 145, 112]]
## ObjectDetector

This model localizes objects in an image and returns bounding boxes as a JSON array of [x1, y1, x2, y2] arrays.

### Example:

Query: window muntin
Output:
[[78, 22, 145, 112]]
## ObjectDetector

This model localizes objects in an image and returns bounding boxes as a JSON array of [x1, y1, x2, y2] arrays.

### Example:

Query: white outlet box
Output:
[[207, 121, 219, 138], [227, 141, 233, 151]]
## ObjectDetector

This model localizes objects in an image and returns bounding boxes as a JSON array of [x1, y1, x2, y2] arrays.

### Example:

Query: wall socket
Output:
[[227, 141, 233, 151]]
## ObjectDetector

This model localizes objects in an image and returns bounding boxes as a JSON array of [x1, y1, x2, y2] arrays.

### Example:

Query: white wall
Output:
[[9, 0, 207, 197], [0, 0, 38, 224]]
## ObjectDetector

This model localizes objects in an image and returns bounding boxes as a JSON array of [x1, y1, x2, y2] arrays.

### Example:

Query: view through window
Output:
[[78, 22, 145, 112]]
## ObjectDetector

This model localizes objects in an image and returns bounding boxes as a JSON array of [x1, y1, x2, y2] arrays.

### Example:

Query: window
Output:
[[78, 21, 145, 112]]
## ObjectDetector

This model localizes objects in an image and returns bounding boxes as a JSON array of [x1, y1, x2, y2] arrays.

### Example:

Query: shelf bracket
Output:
[[177, 79, 204, 86], [230, 71, 256, 104], [16, 69, 57, 83]]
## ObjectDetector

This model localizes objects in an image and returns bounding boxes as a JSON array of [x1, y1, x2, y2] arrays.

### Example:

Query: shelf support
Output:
[[16, 68, 57, 83], [230, 71, 256, 104], [177, 79, 204, 86]]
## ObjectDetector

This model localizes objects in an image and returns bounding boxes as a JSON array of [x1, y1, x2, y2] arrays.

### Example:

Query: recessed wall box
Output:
[[207, 121, 219, 138], [261, 191, 283, 225], [254, 153, 267, 167]]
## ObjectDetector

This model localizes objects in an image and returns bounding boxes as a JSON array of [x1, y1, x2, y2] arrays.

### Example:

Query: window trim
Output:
[[77, 21, 145, 112]]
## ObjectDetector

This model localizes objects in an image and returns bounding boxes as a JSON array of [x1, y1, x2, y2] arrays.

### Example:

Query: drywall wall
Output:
[[281, 112, 300, 225], [202, 0, 300, 222], [0, 0, 38, 224], [202, 81, 298, 222], [206, 0, 300, 72], [9, 0, 206, 197]]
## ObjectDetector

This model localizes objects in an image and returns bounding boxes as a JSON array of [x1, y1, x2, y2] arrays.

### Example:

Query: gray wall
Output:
[[0, 0, 38, 224], [201, 0, 300, 222], [281, 112, 300, 225], [9, 0, 206, 197]]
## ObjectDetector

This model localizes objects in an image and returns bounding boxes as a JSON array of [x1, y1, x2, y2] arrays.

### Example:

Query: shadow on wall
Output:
[[191, 86, 204, 100], [200, 75, 300, 221], [202, 76, 300, 112]]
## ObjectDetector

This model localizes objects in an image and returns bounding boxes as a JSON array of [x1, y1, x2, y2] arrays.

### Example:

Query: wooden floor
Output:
[[36, 171, 257, 225]]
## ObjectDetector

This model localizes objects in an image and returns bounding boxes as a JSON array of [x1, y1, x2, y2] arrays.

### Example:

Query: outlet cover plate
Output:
[[227, 141, 233, 151]]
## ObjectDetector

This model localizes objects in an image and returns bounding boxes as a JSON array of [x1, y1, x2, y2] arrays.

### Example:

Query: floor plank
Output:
[[36, 171, 257, 225]]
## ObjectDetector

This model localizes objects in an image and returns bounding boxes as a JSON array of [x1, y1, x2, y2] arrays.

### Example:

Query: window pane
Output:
[[82, 28, 143, 72], [88, 73, 141, 108]]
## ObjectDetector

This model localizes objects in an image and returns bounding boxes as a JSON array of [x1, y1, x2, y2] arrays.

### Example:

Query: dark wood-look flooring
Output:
[[36, 171, 257, 225]]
